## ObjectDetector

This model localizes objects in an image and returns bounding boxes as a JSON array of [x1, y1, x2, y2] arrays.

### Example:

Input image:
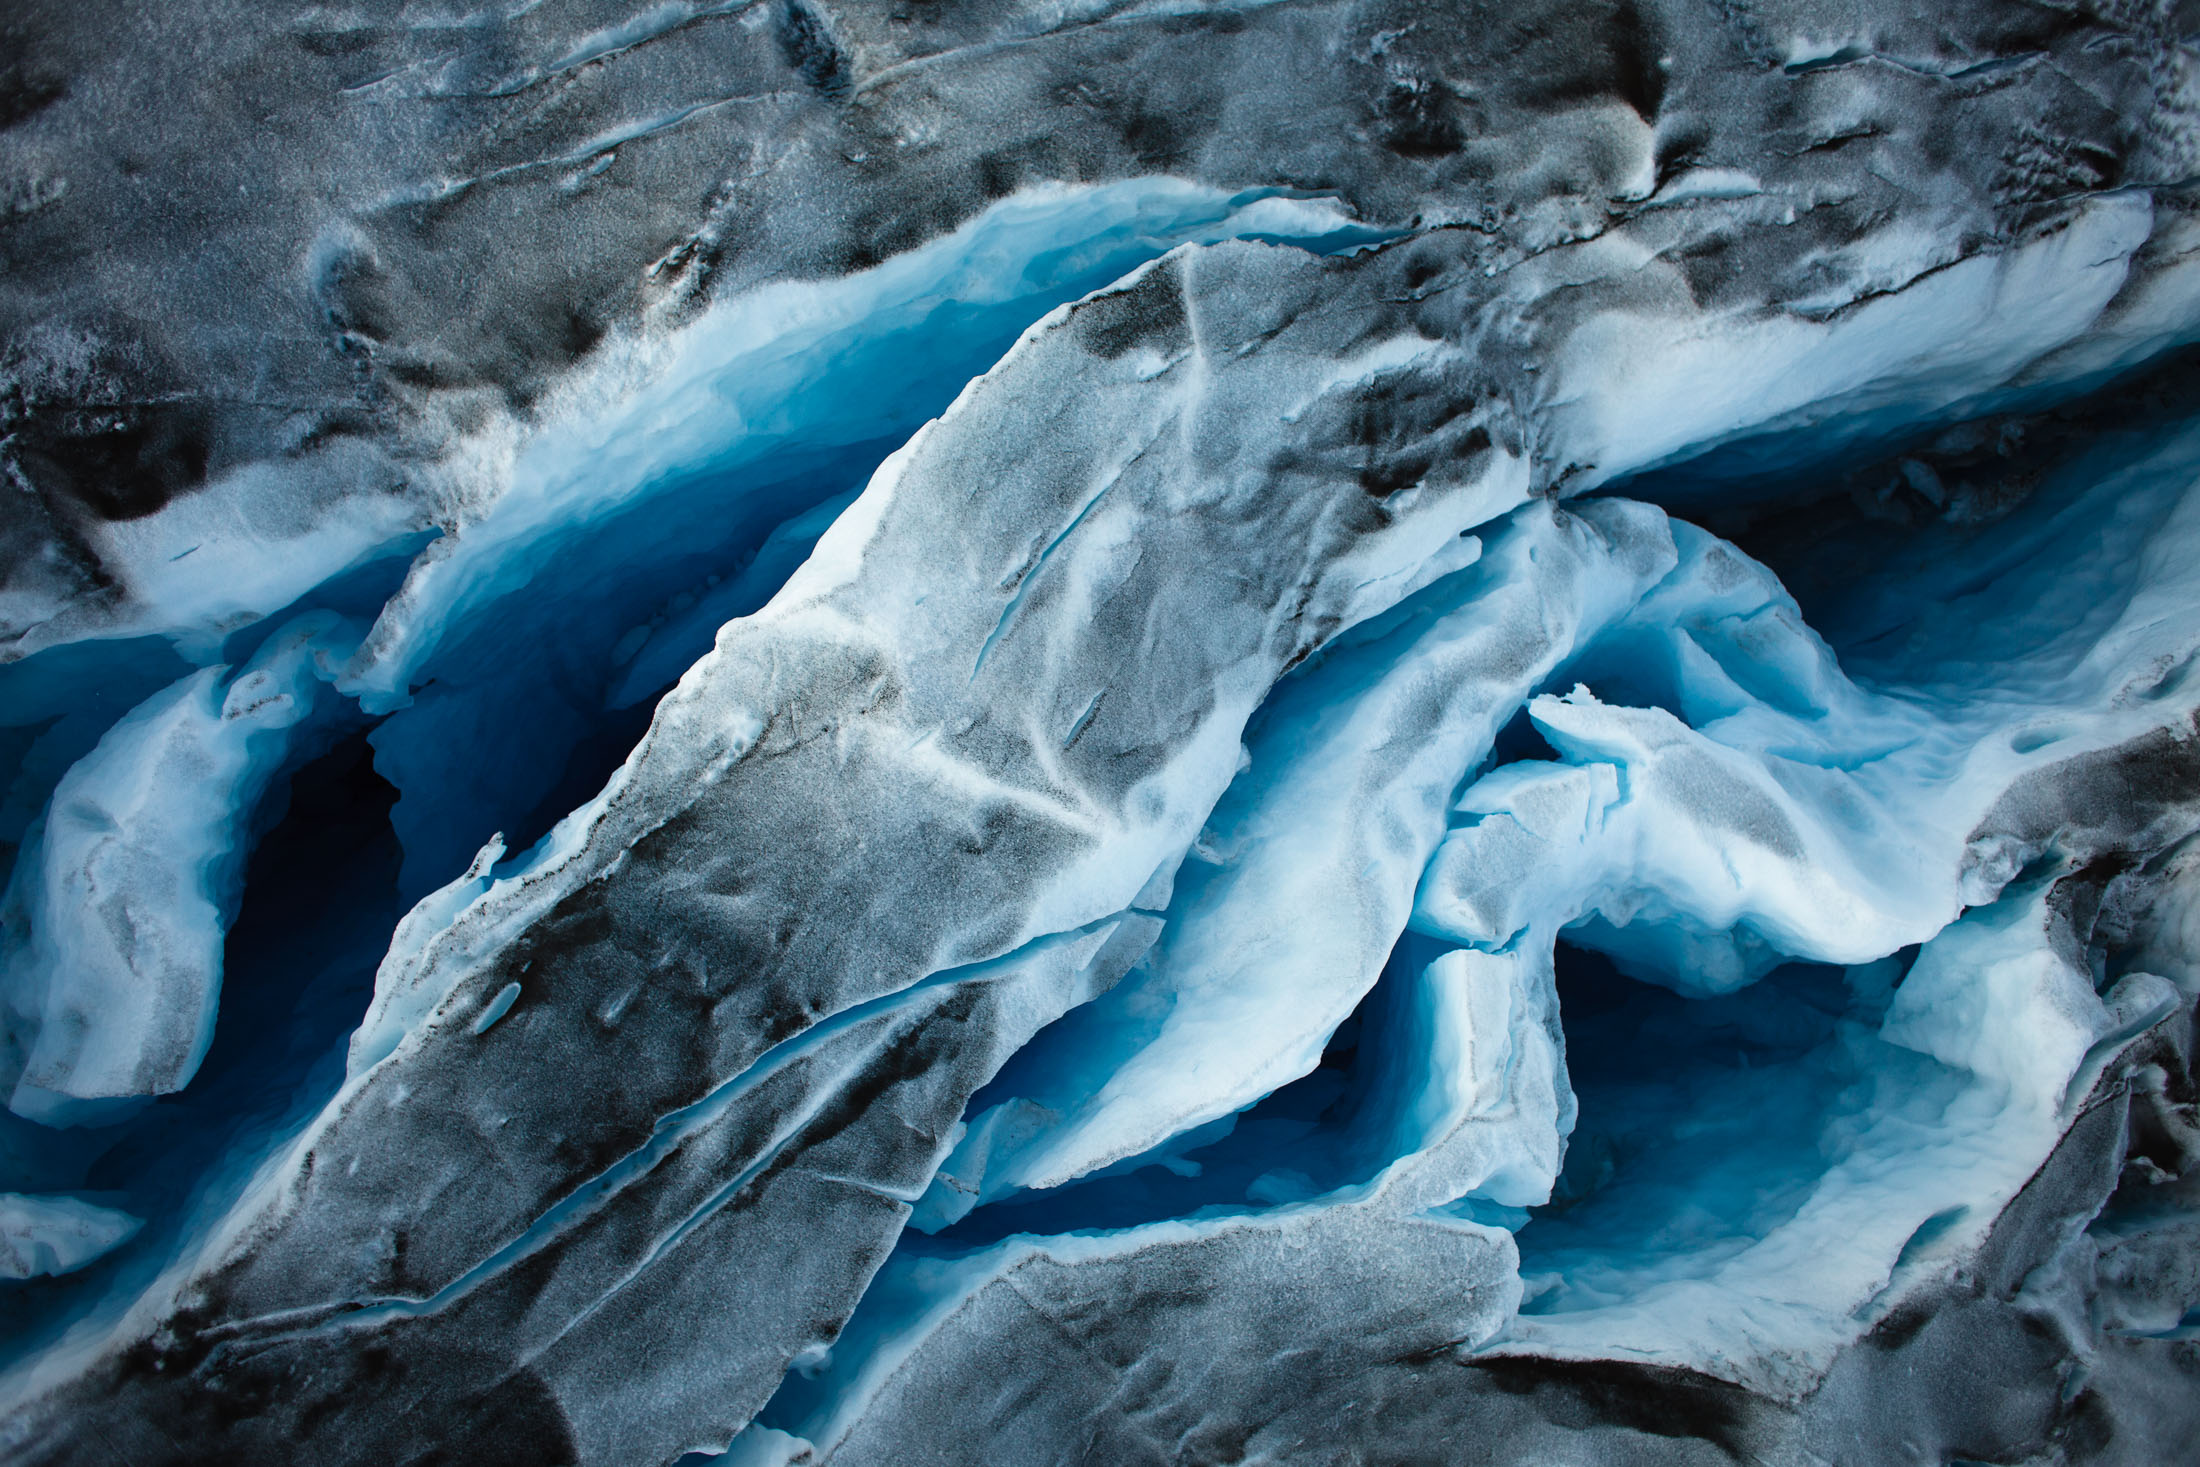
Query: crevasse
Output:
[[751, 346, 2200, 1456], [3, 177, 2200, 1461], [0, 182, 1384, 1368]]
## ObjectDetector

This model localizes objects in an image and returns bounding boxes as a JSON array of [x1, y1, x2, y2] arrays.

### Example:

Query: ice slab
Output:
[[0, 614, 357, 1118]]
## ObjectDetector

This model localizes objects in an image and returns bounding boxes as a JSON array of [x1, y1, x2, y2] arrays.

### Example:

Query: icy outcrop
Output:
[[1547, 193, 2174, 491]]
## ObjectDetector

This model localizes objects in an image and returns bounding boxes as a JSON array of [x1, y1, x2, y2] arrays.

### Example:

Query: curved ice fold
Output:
[[0, 614, 358, 1121], [1420, 682, 1948, 995]]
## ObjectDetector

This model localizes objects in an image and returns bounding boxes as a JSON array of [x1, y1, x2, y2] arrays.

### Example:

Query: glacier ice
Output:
[[12, 226, 2200, 1460], [2, 0, 2200, 1460]]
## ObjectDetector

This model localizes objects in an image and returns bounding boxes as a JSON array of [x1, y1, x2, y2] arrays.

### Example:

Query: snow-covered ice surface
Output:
[[3, 0, 2200, 1461]]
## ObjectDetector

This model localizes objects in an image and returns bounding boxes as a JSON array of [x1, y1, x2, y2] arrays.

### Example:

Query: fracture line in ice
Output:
[[339, 182, 1387, 894], [204, 915, 1146, 1358], [915, 497, 1677, 1220]]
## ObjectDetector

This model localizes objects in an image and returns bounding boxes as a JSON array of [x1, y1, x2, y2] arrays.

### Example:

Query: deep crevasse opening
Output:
[[0, 181, 1389, 1368], [1517, 943, 1909, 1317], [747, 340, 2200, 1452], [5, 175, 2200, 1444]]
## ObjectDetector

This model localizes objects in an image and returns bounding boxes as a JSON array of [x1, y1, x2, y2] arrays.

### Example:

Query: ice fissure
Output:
[[4, 0, 2200, 1458]]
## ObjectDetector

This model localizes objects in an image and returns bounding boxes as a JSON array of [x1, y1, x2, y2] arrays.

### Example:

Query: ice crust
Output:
[[4, 24, 2200, 1455]]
